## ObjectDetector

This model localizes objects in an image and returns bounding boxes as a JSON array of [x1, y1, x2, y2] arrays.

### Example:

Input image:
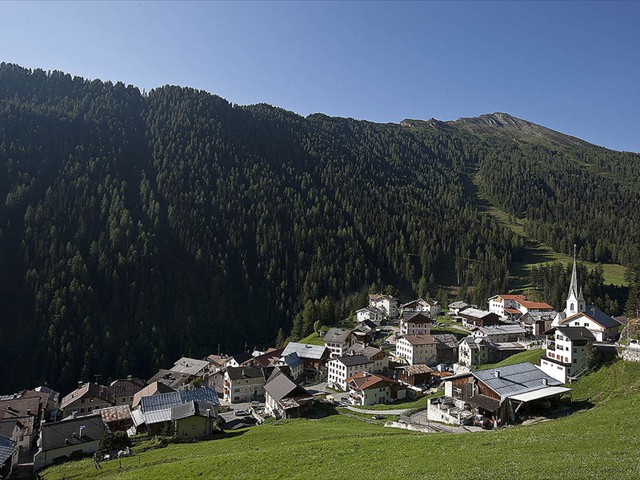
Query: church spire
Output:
[[566, 244, 585, 315], [568, 244, 579, 299]]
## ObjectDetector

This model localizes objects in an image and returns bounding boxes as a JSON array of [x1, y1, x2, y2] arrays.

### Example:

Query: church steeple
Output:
[[566, 244, 586, 315]]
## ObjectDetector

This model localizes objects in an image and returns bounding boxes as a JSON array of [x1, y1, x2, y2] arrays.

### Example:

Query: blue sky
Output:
[[1, 1, 639, 152]]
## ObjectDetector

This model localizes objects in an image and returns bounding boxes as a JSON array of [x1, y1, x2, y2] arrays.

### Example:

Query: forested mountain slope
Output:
[[0, 64, 637, 391]]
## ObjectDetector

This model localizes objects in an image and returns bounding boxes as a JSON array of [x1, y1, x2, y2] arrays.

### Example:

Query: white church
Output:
[[540, 247, 622, 382], [550, 246, 622, 342]]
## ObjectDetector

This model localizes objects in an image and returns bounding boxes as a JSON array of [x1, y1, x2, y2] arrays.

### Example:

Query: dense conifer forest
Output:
[[0, 64, 638, 391]]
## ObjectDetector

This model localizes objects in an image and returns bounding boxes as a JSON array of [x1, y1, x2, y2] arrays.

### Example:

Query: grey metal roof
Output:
[[140, 387, 219, 425], [40, 414, 105, 450], [460, 307, 494, 318], [0, 435, 17, 464], [473, 362, 562, 399], [477, 325, 526, 336], [170, 401, 217, 421], [281, 342, 328, 360], [282, 353, 303, 369], [584, 306, 621, 329], [323, 328, 353, 344]]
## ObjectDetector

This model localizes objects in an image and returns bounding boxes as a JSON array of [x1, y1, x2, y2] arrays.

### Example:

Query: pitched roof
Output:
[[467, 394, 501, 412], [402, 311, 432, 324], [491, 294, 526, 301], [146, 369, 193, 389], [548, 326, 596, 342], [433, 334, 459, 349], [347, 343, 386, 359], [357, 306, 385, 315], [459, 308, 494, 319], [473, 362, 563, 399], [226, 366, 268, 381], [323, 328, 353, 344], [132, 382, 176, 408], [0, 396, 41, 420], [476, 325, 526, 336], [346, 372, 398, 391], [400, 334, 437, 346], [109, 377, 146, 399], [60, 383, 112, 410], [171, 357, 211, 376], [228, 352, 253, 365], [516, 299, 554, 310], [281, 342, 328, 360], [505, 307, 523, 315], [205, 354, 228, 367], [448, 301, 470, 309], [0, 435, 17, 464], [369, 294, 397, 302], [334, 355, 372, 367], [0, 420, 20, 440], [397, 364, 433, 375], [264, 372, 311, 402], [33, 386, 60, 404], [40, 414, 105, 451], [170, 401, 217, 421], [140, 387, 220, 425], [282, 352, 304, 369], [459, 336, 489, 350], [98, 405, 132, 424], [252, 348, 285, 367], [562, 306, 621, 329]]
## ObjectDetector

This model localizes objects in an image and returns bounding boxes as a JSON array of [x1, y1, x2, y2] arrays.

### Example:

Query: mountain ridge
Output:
[[0, 63, 638, 392]]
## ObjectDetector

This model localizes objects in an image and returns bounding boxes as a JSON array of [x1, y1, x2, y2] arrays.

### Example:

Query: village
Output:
[[0, 252, 635, 479]]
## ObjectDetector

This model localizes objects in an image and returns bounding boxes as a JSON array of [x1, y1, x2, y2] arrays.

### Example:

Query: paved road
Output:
[[344, 405, 410, 415]]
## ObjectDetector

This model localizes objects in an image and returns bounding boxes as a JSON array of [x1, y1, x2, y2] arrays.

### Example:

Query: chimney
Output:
[[77, 381, 83, 389], [127, 375, 132, 381], [542, 378, 548, 386], [72, 432, 77, 438], [494, 371, 501, 378]]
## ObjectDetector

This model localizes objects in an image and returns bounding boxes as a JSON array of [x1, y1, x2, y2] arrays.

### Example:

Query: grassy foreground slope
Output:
[[43, 360, 640, 479], [477, 348, 545, 370]]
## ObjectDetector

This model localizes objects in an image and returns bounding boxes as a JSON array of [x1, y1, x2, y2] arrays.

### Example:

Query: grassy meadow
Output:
[[43, 359, 640, 479]]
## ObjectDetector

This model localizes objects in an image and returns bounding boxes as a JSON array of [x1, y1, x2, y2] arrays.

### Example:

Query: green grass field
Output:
[[476, 181, 628, 288], [476, 348, 545, 370], [349, 392, 443, 411], [297, 332, 326, 346], [431, 326, 469, 339], [43, 358, 640, 479]]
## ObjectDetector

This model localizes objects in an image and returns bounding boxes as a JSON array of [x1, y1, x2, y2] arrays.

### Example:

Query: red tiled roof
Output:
[[517, 300, 554, 310], [346, 372, 397, 390], [499, 295, 526, 301]]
